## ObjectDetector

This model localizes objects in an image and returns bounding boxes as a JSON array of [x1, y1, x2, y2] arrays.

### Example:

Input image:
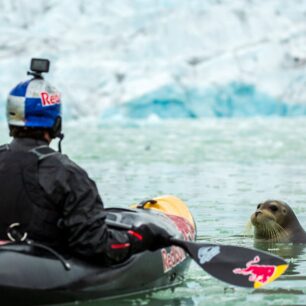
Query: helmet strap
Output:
[[58, 133, 64, 153], [49, 116, 62, 138]]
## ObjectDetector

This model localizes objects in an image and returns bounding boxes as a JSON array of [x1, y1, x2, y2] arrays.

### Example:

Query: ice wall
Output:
[[102, 83, 306, 120], [0, 0, 306, 119]]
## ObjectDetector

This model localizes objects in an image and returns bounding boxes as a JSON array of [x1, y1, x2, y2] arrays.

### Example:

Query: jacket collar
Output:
[[10, 138, 50, 151]]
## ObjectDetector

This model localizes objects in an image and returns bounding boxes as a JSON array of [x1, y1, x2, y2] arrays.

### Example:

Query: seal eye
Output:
[[270, 205, 278, 212], [257, 204, 261, 209]]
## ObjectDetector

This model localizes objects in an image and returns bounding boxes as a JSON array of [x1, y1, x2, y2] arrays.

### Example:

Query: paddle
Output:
[[106, 220, 288, 288]]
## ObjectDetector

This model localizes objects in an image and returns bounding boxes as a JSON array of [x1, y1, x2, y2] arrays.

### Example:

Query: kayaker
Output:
[[0, 58, 171, 264]]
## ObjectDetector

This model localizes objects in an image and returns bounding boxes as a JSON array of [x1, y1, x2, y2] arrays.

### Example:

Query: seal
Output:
[[251, 200, 306, 243]]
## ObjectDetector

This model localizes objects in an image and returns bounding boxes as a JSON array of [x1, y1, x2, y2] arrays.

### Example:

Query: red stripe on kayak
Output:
[[0, 240, 9, 245], [111, 243, 131, 249], [128, 230, 143, 241]]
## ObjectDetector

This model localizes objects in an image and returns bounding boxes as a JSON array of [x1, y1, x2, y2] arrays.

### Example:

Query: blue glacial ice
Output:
[[101, 83, 306, 120]]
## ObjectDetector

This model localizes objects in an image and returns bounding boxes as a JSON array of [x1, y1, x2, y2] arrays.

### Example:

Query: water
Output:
[[2, 117, 306, 305]]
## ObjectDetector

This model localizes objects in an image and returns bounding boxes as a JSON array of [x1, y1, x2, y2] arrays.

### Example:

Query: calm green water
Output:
[[2, 118, 306, 305]]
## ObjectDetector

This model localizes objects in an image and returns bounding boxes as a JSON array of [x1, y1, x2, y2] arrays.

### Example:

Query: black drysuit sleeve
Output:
[[38, 155, 130, 264]]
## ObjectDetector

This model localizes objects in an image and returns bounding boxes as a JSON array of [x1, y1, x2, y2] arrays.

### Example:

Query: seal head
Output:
[[251, 200, 306, 243]]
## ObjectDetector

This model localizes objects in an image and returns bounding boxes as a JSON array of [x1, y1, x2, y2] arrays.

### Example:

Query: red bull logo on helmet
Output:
[[40, 92, 61, 107], [233, 256, 276, 284]]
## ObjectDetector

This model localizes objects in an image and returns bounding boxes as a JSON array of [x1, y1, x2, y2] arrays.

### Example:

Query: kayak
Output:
[[0, 195, 196, 306]]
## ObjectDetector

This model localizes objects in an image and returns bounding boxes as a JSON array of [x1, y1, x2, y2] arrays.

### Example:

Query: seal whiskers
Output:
[[269, 222, 288, 242], [249, 219, 287, 243], [254, 217, 288, 242], [244, 220, 253, 236]]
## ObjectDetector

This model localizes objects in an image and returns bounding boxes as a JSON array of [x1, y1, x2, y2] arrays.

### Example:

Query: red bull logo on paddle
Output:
[[40, 92, 61, 107], [233, 256, 276, 284]]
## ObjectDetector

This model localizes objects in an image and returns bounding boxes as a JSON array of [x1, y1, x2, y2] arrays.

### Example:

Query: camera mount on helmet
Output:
[[27, 58, 50, 79]]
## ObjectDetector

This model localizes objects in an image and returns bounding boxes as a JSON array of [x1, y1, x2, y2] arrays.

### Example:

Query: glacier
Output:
[[0, 0, 306, 120]]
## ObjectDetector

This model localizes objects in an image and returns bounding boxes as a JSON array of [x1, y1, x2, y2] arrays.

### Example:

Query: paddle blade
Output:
[[175, 240, 288, 288]]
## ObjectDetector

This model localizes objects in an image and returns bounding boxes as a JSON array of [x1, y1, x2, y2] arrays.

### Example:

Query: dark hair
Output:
[[9, 126, 50, 140]]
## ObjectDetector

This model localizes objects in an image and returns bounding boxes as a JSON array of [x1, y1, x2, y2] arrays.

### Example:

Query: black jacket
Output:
[[0, 138, 130, 264]]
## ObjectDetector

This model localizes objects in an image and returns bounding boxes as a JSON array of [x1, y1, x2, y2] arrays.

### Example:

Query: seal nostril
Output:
[[255, 210, 262, 217]]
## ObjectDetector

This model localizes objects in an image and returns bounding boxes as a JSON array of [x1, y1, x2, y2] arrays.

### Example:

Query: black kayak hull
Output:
[[0, 252, 191, 306], [0, 200, 196, 306]]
